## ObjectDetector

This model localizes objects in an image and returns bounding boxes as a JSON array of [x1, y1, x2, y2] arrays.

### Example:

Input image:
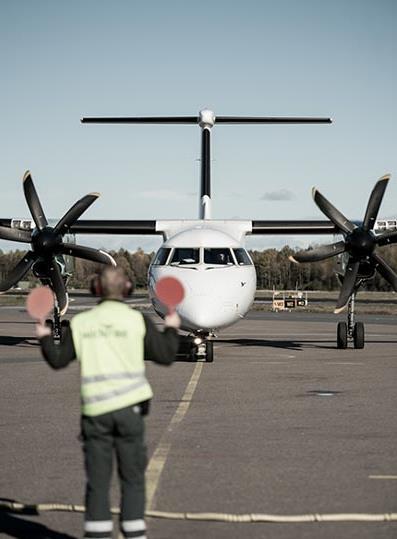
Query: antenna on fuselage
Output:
[[81, 111, 332, 221]]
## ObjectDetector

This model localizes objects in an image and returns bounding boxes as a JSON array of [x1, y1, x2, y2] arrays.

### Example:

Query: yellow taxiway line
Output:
[[146, 362, 203, 510]]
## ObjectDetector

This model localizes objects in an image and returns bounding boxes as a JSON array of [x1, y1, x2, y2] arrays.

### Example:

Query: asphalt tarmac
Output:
[[0, 299, 396, 538]]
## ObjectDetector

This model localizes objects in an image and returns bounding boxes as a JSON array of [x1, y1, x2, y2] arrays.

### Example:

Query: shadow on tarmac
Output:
[[0, 501, 76, 539], [0, 336, 38, 346], [217, 337, 397, 351], [217, 337, 306, 351], [0, 321, 35, 325]]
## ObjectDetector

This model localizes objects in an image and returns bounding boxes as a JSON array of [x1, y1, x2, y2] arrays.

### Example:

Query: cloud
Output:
[[261, 189, 296, 201]]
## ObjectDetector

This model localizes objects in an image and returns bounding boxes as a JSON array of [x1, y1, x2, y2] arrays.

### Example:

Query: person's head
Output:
[[91, 266, 133, 299]]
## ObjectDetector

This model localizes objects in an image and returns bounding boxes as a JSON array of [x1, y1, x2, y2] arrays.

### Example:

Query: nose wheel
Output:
[[205, 340, 213, 363], [189, 335, 214, 362], [337, 293, 365, 349]]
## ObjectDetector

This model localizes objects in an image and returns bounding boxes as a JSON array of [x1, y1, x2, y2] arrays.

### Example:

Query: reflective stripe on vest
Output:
[[82, 378, 148, 405], [71, 301, 153, 416], [82, 371, 145, 384]]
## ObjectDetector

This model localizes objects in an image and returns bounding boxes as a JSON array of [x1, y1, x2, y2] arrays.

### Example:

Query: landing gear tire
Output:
[[189, 344, 197, 362], [60, 320, 70, 340], [337, 321, 347, 349], [205, 341, 214, 363], [353, 322, 365, 349]]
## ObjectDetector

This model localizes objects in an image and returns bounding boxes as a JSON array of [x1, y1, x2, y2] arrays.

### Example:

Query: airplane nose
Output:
[[179, 294, 234, 330]]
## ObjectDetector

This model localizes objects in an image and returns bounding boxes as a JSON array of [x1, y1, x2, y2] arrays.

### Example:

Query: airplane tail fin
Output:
[[81, 111, 332, 221]]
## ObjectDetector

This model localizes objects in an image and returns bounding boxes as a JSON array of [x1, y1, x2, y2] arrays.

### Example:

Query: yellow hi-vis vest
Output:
[[71, 300, 153, 417]]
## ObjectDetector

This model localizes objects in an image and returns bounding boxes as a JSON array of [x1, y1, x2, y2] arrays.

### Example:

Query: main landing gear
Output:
[[336, 293, 365, 349], [46, 310, 61, 338], [45, 304, 67, 340]]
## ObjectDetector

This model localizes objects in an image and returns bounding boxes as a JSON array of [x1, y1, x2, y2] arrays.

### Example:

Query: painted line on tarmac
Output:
[[369, 475, 397, 480], [325, 362, 364, 365], [146, 361, 203, 511]]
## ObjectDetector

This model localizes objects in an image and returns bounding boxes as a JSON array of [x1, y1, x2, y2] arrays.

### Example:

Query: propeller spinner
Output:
[[0, 171, 116, 314], [290, 175, 397, 313]]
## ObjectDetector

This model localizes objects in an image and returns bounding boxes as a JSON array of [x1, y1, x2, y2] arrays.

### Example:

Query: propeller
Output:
[[0, 171, 116, 314], [290, 174, 397, 313]]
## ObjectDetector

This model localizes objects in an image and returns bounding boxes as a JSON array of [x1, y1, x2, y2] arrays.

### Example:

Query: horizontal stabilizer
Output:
[[81, 117, 198, 124], [81, 115, 332, 125], [216, 116, 332, 124]]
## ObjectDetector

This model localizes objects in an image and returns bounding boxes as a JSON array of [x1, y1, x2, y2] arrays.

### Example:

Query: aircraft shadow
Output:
[[217, 337, 397, 351], [0, 500, 76, 539], [0, 321, 35, 325], [217, 337, 308, 351], [0, 336, 39, 347]]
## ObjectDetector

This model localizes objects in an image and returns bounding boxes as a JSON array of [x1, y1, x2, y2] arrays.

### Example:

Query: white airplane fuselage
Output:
[[147, 223, 256, 333]]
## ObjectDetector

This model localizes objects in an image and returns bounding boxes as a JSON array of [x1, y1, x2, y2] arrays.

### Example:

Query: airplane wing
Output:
[[0, 219, 160, 235], [69, 220, 159, 235], [72, 219, 337, 236], [0, 218, 337, 236], [250, 220, 337, 235]]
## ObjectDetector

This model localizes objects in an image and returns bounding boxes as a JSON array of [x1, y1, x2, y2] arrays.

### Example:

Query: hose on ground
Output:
[[0, 501, 396, 523]]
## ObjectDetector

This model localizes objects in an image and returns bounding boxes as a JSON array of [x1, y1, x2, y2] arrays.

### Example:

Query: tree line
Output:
[[0, 245, 396, 291]]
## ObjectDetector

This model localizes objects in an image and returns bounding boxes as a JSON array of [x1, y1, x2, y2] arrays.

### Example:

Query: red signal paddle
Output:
[[155, 276, 185, 314], [26, 286, 54, 322]]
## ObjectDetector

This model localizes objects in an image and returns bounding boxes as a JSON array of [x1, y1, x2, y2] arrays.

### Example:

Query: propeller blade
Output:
[[334, 258, 360, 313], [49, 258, 68, 315], [0, 251, 36, 292], [372, 252, 397, 291], [0, 225, 32, 243], [376, 230, 397, 247], [23, 171, 48, 230], [61, 243, 116, 266], [289, 241, 346, 264], [54, 193, 100, 235], [312, 188, 355, 234], [362, 174, 390, 231]]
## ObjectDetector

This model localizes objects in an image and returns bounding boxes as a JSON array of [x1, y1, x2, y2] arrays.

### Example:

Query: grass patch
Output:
[[252, 302, 397, 315], [0, 295, 26, 306]]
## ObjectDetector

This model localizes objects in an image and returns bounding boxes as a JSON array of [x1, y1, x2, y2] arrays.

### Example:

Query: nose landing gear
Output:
[[191, 335, 214, 362], [176, 333, 215, 362], [336, 293, 365, 349]]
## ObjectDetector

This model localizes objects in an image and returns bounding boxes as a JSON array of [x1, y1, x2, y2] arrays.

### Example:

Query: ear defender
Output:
[[89, 274, 102, 296], [123, 279, 133, 297]]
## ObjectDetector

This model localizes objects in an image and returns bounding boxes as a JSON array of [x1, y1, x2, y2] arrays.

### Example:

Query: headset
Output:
[[89, 270, 133, 298]]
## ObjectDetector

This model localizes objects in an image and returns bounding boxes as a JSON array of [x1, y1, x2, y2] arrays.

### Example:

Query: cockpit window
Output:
[[170, 248, 200, 265], [233, 248, 252, 265], [204, 248, 234, 265], [152, 247, 171, 266]]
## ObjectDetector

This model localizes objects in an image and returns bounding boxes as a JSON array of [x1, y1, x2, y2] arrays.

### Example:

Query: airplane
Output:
[[0, 109, 396, 360]]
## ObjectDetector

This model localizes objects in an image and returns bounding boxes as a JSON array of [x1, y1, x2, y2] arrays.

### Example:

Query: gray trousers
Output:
[[81, 405, 147, 536]]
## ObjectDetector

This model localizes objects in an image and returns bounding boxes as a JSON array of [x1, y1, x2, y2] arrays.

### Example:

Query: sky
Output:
[[0, 0, 396, 253]]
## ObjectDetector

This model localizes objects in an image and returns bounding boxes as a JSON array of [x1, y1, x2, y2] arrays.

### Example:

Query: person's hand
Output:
[[165, 311, 181, 330], [35, 320, 52, 339]]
